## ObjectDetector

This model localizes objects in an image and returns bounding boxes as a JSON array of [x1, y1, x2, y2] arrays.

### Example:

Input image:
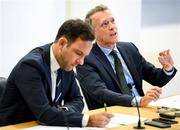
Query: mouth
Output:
[[110, 32, 117, 37]]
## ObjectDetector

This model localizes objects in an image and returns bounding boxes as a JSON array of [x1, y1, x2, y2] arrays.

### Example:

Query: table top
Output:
[[1, 106, 180, 130]]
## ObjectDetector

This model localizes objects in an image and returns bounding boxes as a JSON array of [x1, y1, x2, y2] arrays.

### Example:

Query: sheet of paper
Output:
[[22, 126, 104, 130], [106, 113, 146, 127], [22, 113, 146, 130], [149, 95, 180, 109]]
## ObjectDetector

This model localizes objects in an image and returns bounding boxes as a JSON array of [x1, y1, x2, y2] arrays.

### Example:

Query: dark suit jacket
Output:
[[0, 43, 84, 127], [77, 42, 177, 110]]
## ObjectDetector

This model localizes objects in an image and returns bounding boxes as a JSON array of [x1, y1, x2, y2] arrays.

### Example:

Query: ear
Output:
[[57, 37, 68, 49]]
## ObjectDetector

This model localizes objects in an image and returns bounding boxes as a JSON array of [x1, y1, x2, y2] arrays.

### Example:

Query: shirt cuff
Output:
[[163, 67, 174, 76], [131, 96, 142, 107], [82, 114, 89, 127]]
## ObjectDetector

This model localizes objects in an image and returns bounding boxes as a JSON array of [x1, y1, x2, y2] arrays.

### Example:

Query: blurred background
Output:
[[0, 0, 180, 97]]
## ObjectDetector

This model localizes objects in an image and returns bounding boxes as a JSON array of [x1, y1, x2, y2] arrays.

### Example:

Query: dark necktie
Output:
[[54, 69, 62, 102], [110, 50, 131, 95]]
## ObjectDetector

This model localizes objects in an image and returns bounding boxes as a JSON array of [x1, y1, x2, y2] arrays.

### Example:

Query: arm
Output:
[[77, 62, 133, 108], [16, 62, 83, 126], [128, 44, 177, 106], [141, 52, 176, 87], [63, 74, 84, 113], [117, 43, 177, 107], [140, 87, 162, 107], [127, 43, 177, 87]]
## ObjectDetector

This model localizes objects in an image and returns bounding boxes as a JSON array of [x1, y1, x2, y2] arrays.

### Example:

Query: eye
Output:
[[101, 20, 109, 28], [111, 18, 115, 24], [75, 50, 82, 56]]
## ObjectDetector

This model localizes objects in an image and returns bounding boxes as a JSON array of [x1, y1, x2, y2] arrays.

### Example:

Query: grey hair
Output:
[[85, 4, 109, 27]]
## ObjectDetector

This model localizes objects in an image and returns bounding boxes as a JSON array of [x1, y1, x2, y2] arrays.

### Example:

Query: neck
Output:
[[97, 42, 115, 49]]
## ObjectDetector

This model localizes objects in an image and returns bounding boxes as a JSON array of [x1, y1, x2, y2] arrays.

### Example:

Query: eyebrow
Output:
[[75, 49, 84, 55]]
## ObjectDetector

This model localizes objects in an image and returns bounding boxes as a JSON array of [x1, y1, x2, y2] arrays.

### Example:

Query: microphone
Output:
[[127, 84, 145, 129]]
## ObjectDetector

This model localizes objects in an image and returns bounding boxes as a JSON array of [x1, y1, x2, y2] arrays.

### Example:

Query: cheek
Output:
[[60, 51, 70, 65], [95, 31, 104, 40], [102, 34, 109, 42], [66, 53, 77, 64], [73, 55, 80, 62]]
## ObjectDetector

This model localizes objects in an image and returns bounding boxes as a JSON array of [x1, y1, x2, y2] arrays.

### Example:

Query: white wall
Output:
[[0, 0, 2, 75], [140, 0, 180, 97], [0, 0, 66, 77]]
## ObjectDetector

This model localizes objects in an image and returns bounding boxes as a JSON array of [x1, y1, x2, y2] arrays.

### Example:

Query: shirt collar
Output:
[[113, 45, 119, 53], [50, 45, 60, 72], [97, 42, 118, 55]]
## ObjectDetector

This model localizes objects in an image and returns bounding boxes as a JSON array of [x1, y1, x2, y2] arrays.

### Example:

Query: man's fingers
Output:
[[146, 88, 162, 100], [159, 49, 170, 56], [167, 49, 170, 55], [147, 87, 162, 95], [146, 92, 159, 101], [88, 112, 113, 127], [102, 112, 114, 118]]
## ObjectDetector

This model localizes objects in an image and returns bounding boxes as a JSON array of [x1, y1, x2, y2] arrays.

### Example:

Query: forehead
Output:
[[91, 10, 113, 24], [69, 38, 92, 50]]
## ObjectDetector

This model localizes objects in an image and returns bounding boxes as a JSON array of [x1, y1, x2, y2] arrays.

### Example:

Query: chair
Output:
[[0, 77, 7, 99]]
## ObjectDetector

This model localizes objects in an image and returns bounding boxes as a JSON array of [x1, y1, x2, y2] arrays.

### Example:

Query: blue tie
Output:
[[54, 69, 62, 102]]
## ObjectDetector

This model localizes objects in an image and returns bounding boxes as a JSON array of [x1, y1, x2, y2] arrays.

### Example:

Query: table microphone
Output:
[[127, 84, 145, 129]]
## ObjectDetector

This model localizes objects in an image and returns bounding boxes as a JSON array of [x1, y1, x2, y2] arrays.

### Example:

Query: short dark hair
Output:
[[55, 19, 94, 44], [85, 4, 108, 26]]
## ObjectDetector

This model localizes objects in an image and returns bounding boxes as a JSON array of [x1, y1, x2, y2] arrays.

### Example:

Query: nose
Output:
[[77, 57, 84, 65], [109, 22, 115, 30]]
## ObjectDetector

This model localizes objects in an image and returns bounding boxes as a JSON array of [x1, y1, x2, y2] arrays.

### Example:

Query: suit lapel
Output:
[[92, 43, 120, 86], [117, 44, 141, 89], [42, 44, 53, 101]]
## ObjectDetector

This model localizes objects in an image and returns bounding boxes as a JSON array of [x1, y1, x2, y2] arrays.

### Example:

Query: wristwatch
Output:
[[57, 105, 69, 111]]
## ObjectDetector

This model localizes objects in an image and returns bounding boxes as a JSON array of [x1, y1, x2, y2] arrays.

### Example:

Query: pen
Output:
[[104, 103, 107, 112]]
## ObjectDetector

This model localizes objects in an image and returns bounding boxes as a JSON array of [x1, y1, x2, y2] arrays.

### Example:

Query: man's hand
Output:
[[140, 87, 162, 107], [158, 49, 174, 71], [87, 112, 113, 127]]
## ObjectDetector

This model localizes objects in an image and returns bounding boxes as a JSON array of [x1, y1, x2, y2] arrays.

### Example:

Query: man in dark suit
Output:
[[76, 5, 177, 110], [0, 19, 113, 127]]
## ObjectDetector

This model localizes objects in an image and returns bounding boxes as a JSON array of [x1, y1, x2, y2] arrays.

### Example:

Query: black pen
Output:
[[104, 103, 107, 112]]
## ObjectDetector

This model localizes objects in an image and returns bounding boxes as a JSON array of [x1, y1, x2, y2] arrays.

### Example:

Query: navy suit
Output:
[[77, 42, 177, 110], [0, 43, 84, 126]]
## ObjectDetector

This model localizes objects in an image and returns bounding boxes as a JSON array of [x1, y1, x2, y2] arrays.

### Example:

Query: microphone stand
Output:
[[128, 84, 145, 129]]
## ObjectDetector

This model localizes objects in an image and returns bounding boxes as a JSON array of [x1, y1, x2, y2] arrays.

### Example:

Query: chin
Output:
[[112, 40, 118, 44], [64, 67, 73, 71]]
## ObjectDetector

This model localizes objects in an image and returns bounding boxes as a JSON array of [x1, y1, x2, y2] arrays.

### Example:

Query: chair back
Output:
[[0, 77, 7, 99]]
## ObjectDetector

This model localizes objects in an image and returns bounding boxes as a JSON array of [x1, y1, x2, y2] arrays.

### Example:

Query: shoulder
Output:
[[23, 43, 50, 63], [117, 42, 140, 53], [117, 42, 137, 49], [14, 44, 51, 72]]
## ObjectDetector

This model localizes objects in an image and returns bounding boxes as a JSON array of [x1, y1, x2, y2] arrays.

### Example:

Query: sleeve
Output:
[[63, 72, 84, 113], [15, 61, 83, 127], [77, 59, 133, 108], [128, 42, 177, 87]]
